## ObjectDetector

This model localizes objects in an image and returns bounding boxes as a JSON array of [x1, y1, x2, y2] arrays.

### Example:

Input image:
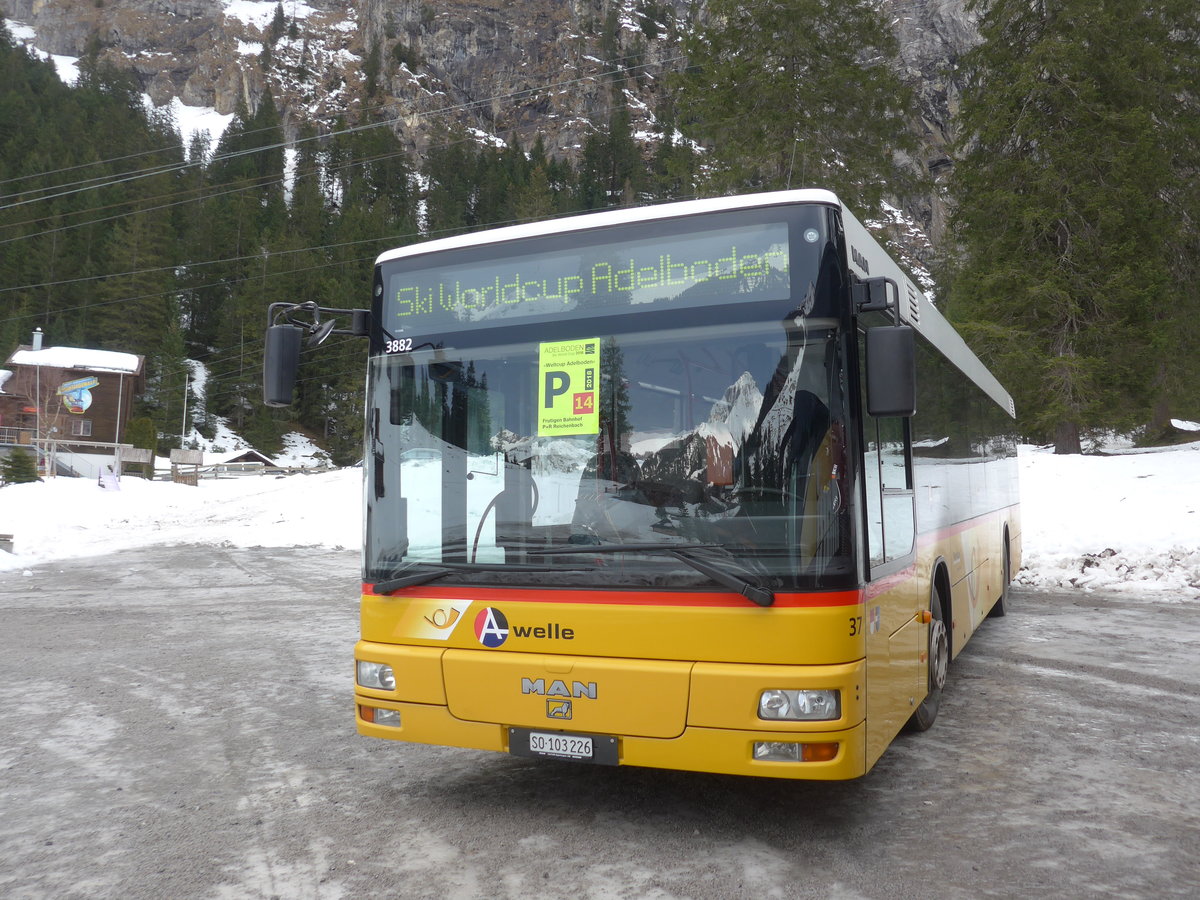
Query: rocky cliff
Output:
[[3, 0, 981, 256]]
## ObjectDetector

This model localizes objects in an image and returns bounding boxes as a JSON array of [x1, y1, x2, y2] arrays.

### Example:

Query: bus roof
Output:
[[374, 189, 841, 266]]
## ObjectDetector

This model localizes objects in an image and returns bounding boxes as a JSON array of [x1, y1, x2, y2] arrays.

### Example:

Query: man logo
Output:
[[521, 677, 598, 700], [547, 700, 572, 720], [474, 607, 509, 648]]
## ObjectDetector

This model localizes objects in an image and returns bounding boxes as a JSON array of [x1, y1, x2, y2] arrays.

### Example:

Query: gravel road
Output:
[[1, 545, 1197, 899]]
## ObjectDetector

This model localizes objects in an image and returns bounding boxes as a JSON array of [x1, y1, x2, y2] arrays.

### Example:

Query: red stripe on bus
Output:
[[363, 584, 864, 608], [864, 566, 917, 600], [917, 504, 1017, 547]]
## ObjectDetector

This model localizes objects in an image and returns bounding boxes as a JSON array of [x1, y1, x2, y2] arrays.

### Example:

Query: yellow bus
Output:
[[265, 189, 1021, 780]]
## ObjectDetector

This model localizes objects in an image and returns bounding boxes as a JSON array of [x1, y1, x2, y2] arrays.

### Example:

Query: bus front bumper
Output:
[[355, 700, 867, 780]]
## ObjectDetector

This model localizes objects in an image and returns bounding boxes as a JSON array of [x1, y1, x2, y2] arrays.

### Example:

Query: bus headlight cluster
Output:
[[357, 660, 396, 691], [753, 741, 839, 763], [758, 689, 840, 721]]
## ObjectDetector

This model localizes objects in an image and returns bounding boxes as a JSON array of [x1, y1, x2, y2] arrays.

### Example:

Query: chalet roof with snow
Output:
[[6, 346, 143, 375]]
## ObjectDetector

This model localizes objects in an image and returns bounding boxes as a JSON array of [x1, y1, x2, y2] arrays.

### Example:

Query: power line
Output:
[[0, 136, 420, 242], [0, 248, 382, 326], [0, 159, 697, 306], [0, 225, 408, 296], [0, 184, 704, 332], [0, 92, 404, 192], [0, 49, 666, 192], [0, 71, 684, 252], [0, 54, 685, 213], [0, 100, 637, 250]]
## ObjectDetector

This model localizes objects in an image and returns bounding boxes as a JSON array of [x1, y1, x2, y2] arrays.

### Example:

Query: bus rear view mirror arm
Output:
[[853, 276, 898, 313], [262, 302, 371, 407]]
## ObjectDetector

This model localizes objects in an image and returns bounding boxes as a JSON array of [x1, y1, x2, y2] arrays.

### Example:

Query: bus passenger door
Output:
[[859, 344, 923, 767]]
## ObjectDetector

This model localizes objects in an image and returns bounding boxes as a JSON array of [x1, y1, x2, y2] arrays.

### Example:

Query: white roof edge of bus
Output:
[[374, 189, 841, 265], [839, 203, 1017, 418]]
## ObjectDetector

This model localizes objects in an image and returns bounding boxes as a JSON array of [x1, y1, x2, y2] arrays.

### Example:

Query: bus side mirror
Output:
[[866, 325, 916, 417], [263, 324, 303, 407]]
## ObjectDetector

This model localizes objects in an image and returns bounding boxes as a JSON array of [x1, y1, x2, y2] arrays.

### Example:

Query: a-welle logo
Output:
[[472, 607, 577, 648]]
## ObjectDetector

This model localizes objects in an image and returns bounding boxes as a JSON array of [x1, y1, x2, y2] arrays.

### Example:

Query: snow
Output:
[[5, 18, 80, 84], [6, 17, 231, 156], [10, 347, 140, 374], [222, 1, 317, 30], [0, 468, 361, 571], [167, 97, 236, 158], [1016, 442, 1200, 600], [3, 442, 1198, 601], [468, 128, 507, 149]]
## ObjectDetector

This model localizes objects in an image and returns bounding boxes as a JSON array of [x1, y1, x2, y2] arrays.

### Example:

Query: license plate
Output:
[[509, 728, 619, 765], [530, 731, 592, 759]]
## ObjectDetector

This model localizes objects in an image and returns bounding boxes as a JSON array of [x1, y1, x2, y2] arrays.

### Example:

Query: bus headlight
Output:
[[758, 689, 840, 721], [357, 660, 396, 691]]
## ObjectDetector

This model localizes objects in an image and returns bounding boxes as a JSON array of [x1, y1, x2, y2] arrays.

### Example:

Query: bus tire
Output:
[[906, 581, 949, 733], [989, 533, 1011, 618]]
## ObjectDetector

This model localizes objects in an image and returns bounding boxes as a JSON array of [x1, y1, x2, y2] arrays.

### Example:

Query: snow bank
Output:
[[0, 468, 361, 572], [1016, 443, 1200, 600], [3, 441, 1199, 602]]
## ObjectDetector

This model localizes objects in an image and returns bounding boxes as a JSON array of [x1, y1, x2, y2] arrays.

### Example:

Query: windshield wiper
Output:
[[372, 568, 453, 592], [371, 561, 593, 594], [534, 542, 776, 608]]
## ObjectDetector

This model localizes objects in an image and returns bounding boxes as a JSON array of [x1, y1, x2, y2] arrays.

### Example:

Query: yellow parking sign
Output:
[[538, 339, 600, 436]]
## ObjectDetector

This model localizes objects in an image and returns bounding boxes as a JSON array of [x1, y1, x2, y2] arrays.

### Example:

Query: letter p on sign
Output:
[[544, 370, 570, 407]]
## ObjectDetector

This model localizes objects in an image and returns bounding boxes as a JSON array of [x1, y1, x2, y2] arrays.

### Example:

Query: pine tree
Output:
[[123, 416, 158, 474], [575, 97, 646, 211], [675, 0, 918, 214], [1, 449, 39, 486], [947, 0, 1200, 452], [513, 165, 556, 222], [269, 3, 287, 44], [647, 119, 695, 202], [423, 125, 478, 235]]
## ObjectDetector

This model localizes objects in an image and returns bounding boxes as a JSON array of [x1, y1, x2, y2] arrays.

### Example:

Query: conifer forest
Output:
[[2, 2, 1198, 459]]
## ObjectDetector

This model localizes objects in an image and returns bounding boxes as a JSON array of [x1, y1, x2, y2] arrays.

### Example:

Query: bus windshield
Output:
[[365, 312, 855, 593]]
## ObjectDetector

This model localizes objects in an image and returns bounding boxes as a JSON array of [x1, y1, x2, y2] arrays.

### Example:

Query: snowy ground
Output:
[[3, 442, 1198, 600], [1016, 439, 1200, 600]]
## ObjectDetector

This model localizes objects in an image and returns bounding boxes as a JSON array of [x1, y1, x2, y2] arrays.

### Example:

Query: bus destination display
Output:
[[384, 222, 791, 332]]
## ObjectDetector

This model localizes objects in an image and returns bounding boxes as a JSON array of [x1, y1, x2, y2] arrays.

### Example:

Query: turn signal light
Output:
[[360, 705, 401, 727], [753, 741, 840, 763]]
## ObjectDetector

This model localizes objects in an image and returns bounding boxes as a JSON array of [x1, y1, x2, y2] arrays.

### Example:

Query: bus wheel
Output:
[[989, 539, 1010, 618], [906, 584, 949, 733]]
